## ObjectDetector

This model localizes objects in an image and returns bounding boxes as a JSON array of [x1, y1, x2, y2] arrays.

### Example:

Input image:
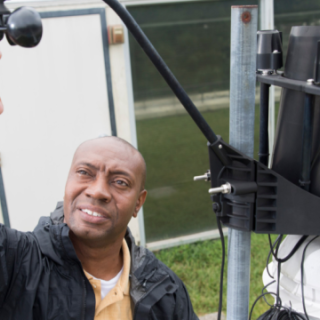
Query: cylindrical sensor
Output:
[[256, 30, 283, 71]]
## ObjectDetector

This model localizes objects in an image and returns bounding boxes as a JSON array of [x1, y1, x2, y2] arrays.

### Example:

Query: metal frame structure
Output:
[[5, 0, 276, 252], [2, 0, 275, 252], [0, 166, 10, 227], [259, 0, 275, 166]]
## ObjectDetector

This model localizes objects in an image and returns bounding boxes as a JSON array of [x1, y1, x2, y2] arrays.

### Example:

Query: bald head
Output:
[[73, 136, 146, 190], [64, 136, 148, 246]]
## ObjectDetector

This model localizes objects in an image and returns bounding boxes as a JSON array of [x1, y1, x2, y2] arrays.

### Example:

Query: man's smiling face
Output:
[[63, 137, 147, 246]]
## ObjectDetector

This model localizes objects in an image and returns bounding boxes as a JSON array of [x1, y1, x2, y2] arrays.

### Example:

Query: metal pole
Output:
[[300, 93, 314, 191], [259, 0, 275, 167], [227, 5, 257, 320], [259, 83, 270, 166], [102, 0, 218, 144], [0, 166, 10, 227]]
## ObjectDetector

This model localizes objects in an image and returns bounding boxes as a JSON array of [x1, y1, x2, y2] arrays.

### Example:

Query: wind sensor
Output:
[[0, 0, 42, 48]]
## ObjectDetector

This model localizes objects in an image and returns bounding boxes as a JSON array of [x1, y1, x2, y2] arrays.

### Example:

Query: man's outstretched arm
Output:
[[0, 224, 39, 309], [174, 280, 199, 320]]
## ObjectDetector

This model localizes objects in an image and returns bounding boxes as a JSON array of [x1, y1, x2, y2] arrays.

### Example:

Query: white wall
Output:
[[0, 2, 142, 243]]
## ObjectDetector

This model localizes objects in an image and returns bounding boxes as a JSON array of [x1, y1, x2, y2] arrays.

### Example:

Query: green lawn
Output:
[[154, 233, 276, 319]]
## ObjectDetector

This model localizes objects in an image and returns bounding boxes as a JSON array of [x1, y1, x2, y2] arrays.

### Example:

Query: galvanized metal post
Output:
[[227, 5, 257, 320]]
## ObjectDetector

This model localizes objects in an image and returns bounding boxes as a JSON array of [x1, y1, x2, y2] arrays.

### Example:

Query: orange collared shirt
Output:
[[84, 239, 132, 320]]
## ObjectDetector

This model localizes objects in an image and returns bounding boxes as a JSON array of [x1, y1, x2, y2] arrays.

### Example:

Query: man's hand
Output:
[[0, 50, 3, 114]]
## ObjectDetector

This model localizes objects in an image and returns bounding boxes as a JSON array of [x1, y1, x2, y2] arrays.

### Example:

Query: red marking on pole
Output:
[[241, 11, 251, 24]]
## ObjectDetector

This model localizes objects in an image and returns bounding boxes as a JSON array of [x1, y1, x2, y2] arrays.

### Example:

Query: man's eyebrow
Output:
[[76, 162, 99, 170], [75, 164, 133, 178], [109, 170, 133, 179]]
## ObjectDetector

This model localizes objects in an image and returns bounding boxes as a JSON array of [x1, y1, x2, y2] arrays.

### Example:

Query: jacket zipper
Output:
[[58, 225, 88, 320], [133, 274, 170, 320]]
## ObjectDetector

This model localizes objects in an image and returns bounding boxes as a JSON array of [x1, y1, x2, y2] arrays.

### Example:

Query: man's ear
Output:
[[133, 189, 147, 218]]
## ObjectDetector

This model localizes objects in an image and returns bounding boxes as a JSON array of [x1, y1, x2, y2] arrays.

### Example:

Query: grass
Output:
[[154, 233, 276, 319]]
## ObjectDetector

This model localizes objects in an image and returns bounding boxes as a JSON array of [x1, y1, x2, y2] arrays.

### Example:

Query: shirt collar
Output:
[[119, 238, 131, 295], [83, 238, 131, 295]]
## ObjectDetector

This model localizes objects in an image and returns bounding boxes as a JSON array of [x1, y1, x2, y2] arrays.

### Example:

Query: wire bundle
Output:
[[215, 221, 319, 320], [256, 307, 308, 320], [249, 235, 319, 320]]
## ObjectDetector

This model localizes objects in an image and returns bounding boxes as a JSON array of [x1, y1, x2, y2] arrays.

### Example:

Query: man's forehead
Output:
[[72, 138, 144, 171], [74, 138, 137, 163], [70, 137, 146, 189], [77, 138, 130, 154]]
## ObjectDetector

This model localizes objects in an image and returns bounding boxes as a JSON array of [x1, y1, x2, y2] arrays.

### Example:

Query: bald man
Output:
[[0, 137, 198, 320]]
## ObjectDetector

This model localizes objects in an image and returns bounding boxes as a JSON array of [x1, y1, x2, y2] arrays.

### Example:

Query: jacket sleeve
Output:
[[174, 278, 199, 320], [0, 223, 37, 307]]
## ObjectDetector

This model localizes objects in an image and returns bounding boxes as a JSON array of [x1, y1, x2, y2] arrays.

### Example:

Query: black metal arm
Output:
[[102, 0, 218, 144]]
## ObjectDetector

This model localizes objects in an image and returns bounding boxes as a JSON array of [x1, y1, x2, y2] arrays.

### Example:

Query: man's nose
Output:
[[85, 174, 111, 202]]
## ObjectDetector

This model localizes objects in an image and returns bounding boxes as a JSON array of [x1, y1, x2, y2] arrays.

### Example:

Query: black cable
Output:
[[266, 235, 282, 279], [251, 293, 307, 320], [272, 235, 306, 311], [255, 235, 315, 320], [262, 280, 276, 307], [268, 234, 278, 259], [276, 258, 281, 306], [102, 0, 218, 144], [276, 308, 306, 320], [259, 83, 270, 166], [249, 291, 281, 320], [268, 234, 308, 263], [275, 235, 284, 257], [266, 249, 274, 279], [216, 217, 225, 320], [278, 236, 307, 263], [301, 236, 318, 320], [268, 234, 282, 260]]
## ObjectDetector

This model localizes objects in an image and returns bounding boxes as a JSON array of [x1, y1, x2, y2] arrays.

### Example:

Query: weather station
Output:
[[0, 0, 320, 319]]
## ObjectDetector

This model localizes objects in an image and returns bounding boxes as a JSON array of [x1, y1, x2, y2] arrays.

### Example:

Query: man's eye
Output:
[[78, 170, 88, 175], [115, 180, 128, 186]]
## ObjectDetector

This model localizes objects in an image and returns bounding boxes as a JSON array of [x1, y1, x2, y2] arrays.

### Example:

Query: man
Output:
[[0, 136, 198, 320]]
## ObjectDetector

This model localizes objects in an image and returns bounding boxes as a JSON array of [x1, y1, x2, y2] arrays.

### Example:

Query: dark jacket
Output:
[[0, 202, 199, 320]]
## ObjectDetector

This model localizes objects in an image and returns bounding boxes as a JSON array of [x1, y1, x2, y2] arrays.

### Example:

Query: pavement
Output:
[[199, 313, 226, 320]]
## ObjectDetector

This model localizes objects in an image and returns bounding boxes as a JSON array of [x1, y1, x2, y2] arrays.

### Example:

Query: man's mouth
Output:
[[80, 208, 103, 217]]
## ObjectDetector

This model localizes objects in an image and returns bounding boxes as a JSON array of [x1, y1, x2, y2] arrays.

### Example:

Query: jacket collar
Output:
[[124, 226, 171, 305], [33, 202, 170, 303], [33, 202, 81, 265], [33, 202, 155, 267]]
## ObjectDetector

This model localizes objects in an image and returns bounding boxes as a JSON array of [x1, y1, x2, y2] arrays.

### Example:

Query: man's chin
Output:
[[69, 227, 112, 244], [67, 214, 112, 232]]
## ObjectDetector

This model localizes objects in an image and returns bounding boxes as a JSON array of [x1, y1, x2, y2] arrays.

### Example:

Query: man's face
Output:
[[63, 138, 147, 245]]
